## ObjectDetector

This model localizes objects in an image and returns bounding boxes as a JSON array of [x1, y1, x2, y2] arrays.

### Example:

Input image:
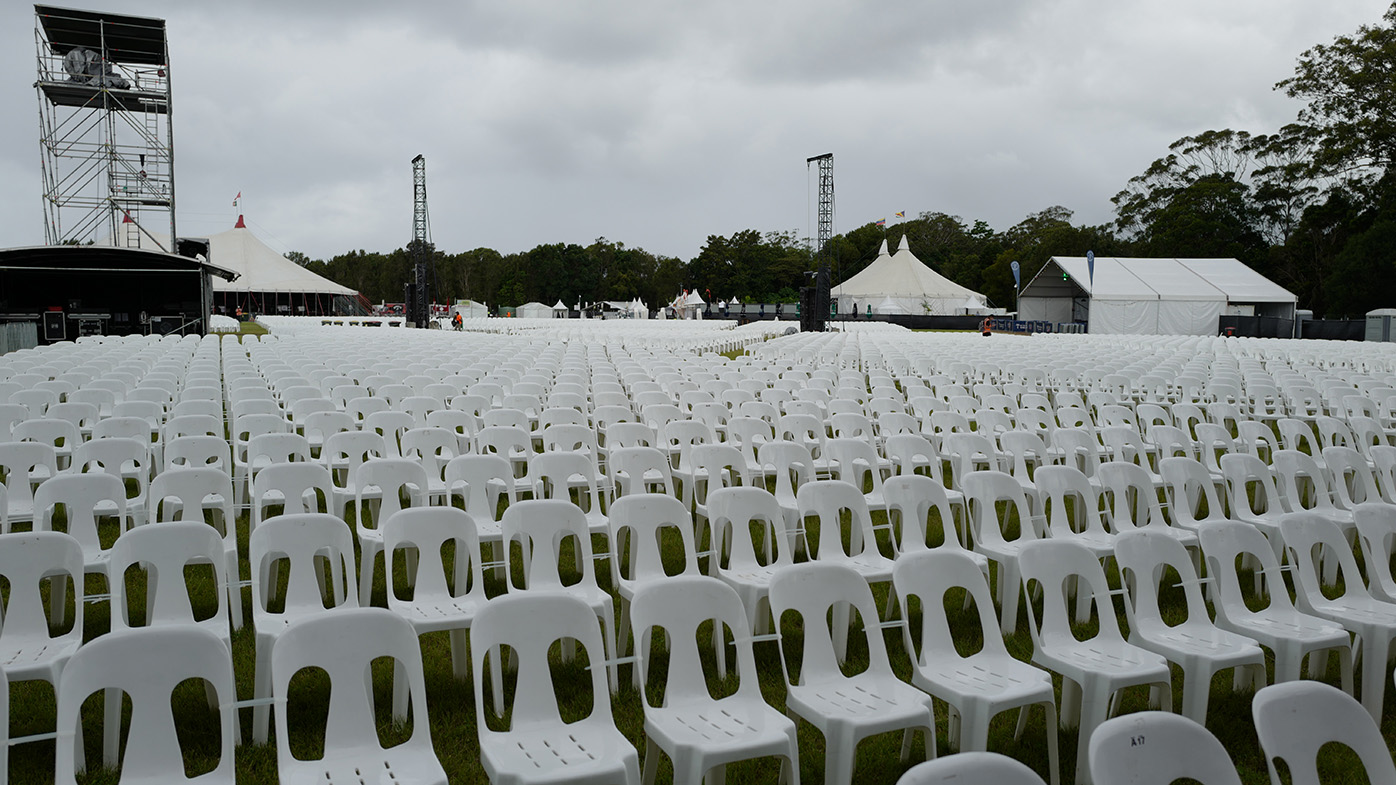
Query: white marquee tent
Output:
[[110, 216, 361, 315], [833, 237, 987, 315], [516, 301, 553, 319], [1018, 256, 1297, 335]]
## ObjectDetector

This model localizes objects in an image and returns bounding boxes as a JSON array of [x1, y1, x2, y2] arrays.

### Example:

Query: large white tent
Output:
[[833, 237, 987, 315], [1018, 256, 1297, 335], [112, 216, 361, 315]]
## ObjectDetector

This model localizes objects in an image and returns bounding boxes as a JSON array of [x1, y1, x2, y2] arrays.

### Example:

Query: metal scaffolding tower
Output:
[[803, 153, 833, 331], [409, 154, 432, 328], [34, 5, 175, 249]]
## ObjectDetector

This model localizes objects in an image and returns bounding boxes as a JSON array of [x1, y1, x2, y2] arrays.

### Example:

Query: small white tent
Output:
[[834, 237, 987, 315], [452, 300, 489, 319]]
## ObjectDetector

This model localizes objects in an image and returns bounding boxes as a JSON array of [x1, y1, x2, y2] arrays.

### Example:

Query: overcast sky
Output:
[[2, 1, 1389, 262]]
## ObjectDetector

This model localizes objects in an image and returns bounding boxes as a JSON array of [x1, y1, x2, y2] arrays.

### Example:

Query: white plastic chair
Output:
[[471, 592, 641, 785], [0, 440, 59, 524], [249, 461, 333, 528], [54, 626, 235, 785], [769, 561, 935, 785], [1354, 502, 1396, 603], [272, 608, 447, 785], [383, 506, 497, 715], [73, 436, 151, 525], [1278, 511, 1396, 721], [1158, 456, 1229, 533], [0, 532, 85, 764], [444, 453, 514, 576], [794, 480, 897, 628], [962, 470, 1046, 635], [1252, 680, 1396, 785], [1218, 453, 1288, 565], [321, 429, 387, 518], [248, 513, 358, 745], [630, 576, 800, 785], [1113, 529, 1265, 725], [107, 521, 233, 759], [148, 467, 240, 629], [893, 550, 1058, 785], [607, 493, 701, 674], [34, 471, 129, 623], [1095, 461, 1198, 548], [1087, 711, 1241, 785], [500, 499, 619, 691], [352, 457, 429, 606], [609, 445, 676, 499], [896, 752, 1046, 785], [757, 440, 815, 539], [1196, 520, 1353, 690], [709, 486, 797, 636], [1018, 539, 1173, 785]]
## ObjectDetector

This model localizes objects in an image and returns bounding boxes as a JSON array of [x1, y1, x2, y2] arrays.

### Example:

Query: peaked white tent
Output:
[[1018, 256, 1297, 335], [834, 237, 987, 315]]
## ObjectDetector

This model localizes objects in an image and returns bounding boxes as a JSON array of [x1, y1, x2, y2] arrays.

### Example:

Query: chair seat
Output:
[[912, 657, 1053, 709], [787, 672, 933, 731], [0, 639, 80, 680], [644, 699, 796, 761], [281, 753, 446, 785], [482, 718, 636, 783], [1034, 640, 1170, 682]]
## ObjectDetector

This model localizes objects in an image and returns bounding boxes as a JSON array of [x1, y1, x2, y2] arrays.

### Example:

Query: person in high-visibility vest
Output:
[[981, 317, 992, 337]]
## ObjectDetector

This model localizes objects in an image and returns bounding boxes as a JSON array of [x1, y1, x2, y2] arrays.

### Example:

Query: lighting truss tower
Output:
[[805, 153, 833, 330], [410, 154, 432, 328], [34, 5, 175, 249]]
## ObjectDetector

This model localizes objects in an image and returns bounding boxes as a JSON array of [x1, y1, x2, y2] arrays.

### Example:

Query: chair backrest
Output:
[[1159, 456, 1227, 527], [272, 608, 440, 771], [962, 470, 1041, 547], [471, 593, 616, 737], [609, 446, 675, 498], [758, 440, 813, 503], [795, 479, 880, 561], [895, 752, 1046, 785], [400, 426, 459, 481], [500, 499, 599, 592], [1035, 464, 1111, 539], [608, 493, 698, 590], [893, 549, 1012, 667], [1252, 680, 1396, 785], [0, 531, 84, 651], [251, 461, 333, 525], [1220, 452, 1284, 517], [383, 507, 486, 609], [443, 453, 515, 526], [1278, 512, 1370, 611], [0, 440, 58, 510], [1322, 445, 1381, 508], [884, 474, 962, 552], [1114, 529, 1214, 639], [34, 471, 129, 555], [708, 486, 796, 573], [353, 457, 429, 529], [109, 520, 228, 633], [1095, 461, 1166, 532], [248, 513, 357, 621], [1018, 539, 1126, 648], [55, 626, 235, 785], [631, 575, 765, 704], [1354, 502, 1396, 601], [1196, 520, 1298, 616], [769, 561, 897, 685], [1088, 711, 1242, 785]]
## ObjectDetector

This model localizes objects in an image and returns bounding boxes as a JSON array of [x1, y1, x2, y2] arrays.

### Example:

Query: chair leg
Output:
[[252, 638, 273, 745], [1180, 667, 1213, 726], [1360, 635, 1389, 720], [103, 687, 121, 769], [641, 736, 662, 785]]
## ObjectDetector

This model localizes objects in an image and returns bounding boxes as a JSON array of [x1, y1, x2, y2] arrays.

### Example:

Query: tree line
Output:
[[297, 4, 1396, 318]]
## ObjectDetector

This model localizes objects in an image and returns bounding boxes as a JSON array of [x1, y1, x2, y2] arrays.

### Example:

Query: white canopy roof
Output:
[[833, 237, 987, 314], [209, 220, 355, 295], [683, 291, 705, 306], [1018, 257, 1296, 335], [106, 216, 356, 297], [552, 300, 567, 309]]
